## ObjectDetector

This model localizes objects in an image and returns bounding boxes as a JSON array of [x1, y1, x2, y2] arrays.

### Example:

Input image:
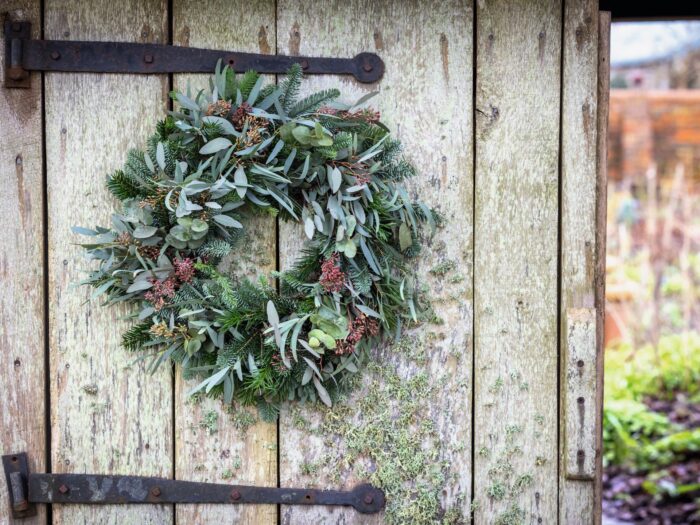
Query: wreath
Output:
[[75, 63, 436, 417]]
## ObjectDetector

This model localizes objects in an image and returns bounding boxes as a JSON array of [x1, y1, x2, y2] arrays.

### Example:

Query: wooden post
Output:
[[594, 12, 611, 525], [45, 1, 173, 522], [0, 2, 46, 523], [276, 1, 474, 523], [559, 0, 606, 523], [172, 2, 278, 524], [473, 0, 562, 522]]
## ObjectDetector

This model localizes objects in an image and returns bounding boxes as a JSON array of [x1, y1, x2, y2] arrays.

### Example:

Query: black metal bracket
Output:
[[3, 453, 385, 518], [3, 20, 384, 89]]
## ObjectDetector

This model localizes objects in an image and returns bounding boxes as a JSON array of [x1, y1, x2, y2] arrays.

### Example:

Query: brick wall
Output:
[[608, 90, 700, 183]]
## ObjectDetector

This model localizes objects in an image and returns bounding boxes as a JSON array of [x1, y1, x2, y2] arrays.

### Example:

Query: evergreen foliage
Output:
[[74, 63, 437, 416]]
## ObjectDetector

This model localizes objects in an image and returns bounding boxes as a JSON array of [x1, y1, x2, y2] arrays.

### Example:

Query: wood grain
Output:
[[594, 12, 611, 525], [172, 1, 278, 524], [559, 0, 600, 521], [45, 1, 172, 523], [473, 0, 561, 522], [277, 1, 474, 523], [0, 2, 46, 524]]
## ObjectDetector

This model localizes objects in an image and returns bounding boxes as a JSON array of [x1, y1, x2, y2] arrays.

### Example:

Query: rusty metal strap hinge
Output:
[[4, 20, 385, 88], [3, 453, 385, 519]]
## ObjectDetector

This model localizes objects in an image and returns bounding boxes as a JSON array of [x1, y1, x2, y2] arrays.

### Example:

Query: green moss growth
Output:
[[294, 336, 464, 524], [199, 410, 218, 435]]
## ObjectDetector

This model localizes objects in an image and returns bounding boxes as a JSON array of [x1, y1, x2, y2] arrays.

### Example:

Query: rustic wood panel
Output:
[[0, 2, 46, 524], [172, 2, 278, 524], [594, 13, 611, 525], [45, 1, 173, 523], [559, 0, 600, 522], [277, 1, 473, 523], [473, 0, 561, 522]]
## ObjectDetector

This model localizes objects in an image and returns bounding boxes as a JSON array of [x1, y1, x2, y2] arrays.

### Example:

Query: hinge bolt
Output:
[[300, 60, 309, 70], [150, 486, 161, 497], [363, 63, 373, 72], [230, 489, 241, 501], [144, 54, 153, 64], [50, 51, 61, 60], [11, 22, 22, 32], [58, 484, 69, 494], [364, 494, 374, 504]]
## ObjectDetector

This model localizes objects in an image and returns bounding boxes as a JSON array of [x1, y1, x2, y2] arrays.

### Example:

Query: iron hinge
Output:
[[3, 453, 385, 518], [3, 20, 385, 89]]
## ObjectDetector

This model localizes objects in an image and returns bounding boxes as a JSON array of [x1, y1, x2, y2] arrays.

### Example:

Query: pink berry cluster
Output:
[[145, 258, 195, 311], [335, 314, 380, 355], [319, 252, 346, 293]]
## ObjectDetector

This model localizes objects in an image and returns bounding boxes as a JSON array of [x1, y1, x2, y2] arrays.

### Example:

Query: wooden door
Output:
[[0, 1, 609, 523]]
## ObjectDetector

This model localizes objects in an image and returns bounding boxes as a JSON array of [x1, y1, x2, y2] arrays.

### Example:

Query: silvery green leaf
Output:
[[313, 376, 332, 407], [133, 225, 158, 239], [301, 367, 313, 386], [330, 167, 342, 193], [267, 300, 280, 327], [353, 201, 366, 224], [176, 93, 200, 112], [266, 139, 285, 164], [346, 215, 357, 237], [156, 142, 166, 170], [184, 180, 210, 194], [91, 279, 116, 300], [205, 201, 221, 209], [205, 366, 230, 394], [314, 215, 324, 233], [213, 214, 242, 228], [355, 304, 380, 318], [138, 307, 155, 320], [223, 374, 233, 403], [304, 217, 315, 240], [202, 115, 237, 136], [360, 236, 381, 275], [246, 75, 265, 105], [71, 226, 97, 236], [283, 148, 297, 174], [248, 353, 259, 376], [199, 137, 232, 155], [234, 166, 247, 198], [303, 357, 322, 378], [144, 153, 155, 173], [126, 280, 153, 293]]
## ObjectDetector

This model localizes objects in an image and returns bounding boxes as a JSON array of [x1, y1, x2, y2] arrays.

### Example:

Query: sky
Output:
[[611, 21, 700, 66]]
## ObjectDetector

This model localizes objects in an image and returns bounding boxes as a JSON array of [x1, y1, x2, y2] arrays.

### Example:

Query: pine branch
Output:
[[288, 88, 340, 118]]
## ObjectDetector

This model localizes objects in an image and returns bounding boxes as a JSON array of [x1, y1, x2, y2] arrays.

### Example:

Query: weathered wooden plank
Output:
[[473, 0, 561, 522], [559, 0, 600, 522], [0, 2, 46, 524], [277, 1, 473, 524], [45, 1, 173, 523], [594, 13, 611, 525], [593, 11, 612, 525], [171, 2, 278, 524]]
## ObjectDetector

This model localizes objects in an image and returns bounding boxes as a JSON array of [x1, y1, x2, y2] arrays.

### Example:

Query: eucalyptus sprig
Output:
[[74, 63, 437, 418]]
